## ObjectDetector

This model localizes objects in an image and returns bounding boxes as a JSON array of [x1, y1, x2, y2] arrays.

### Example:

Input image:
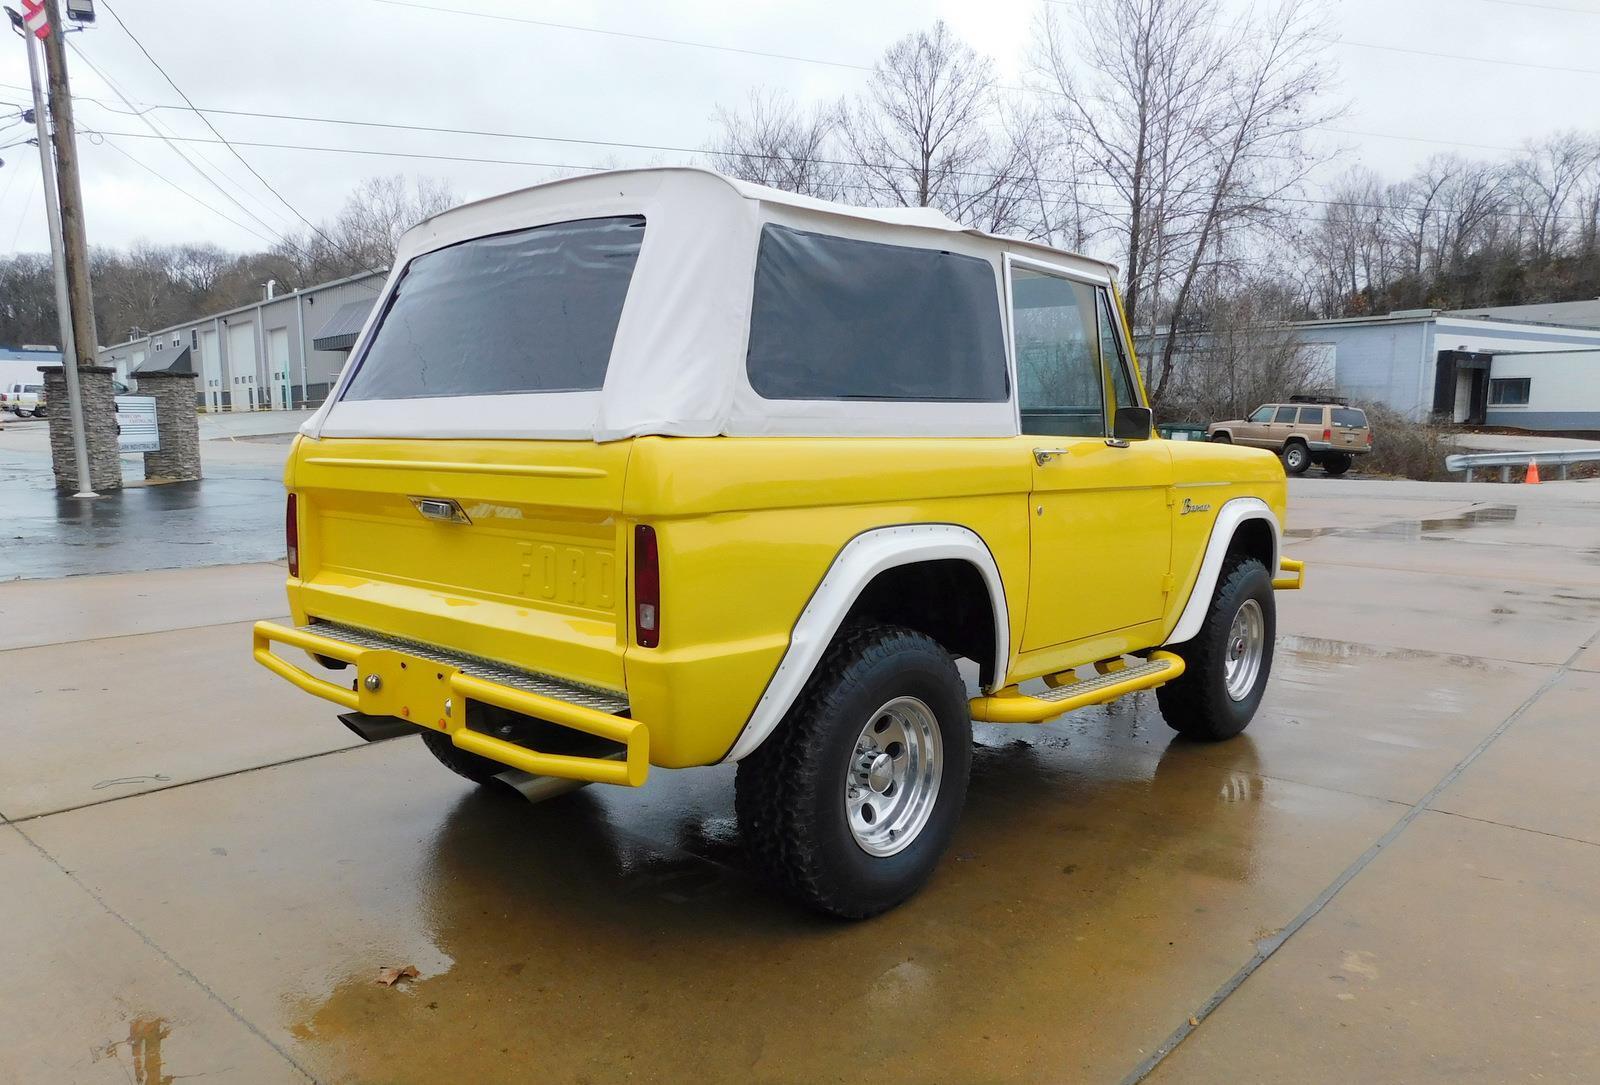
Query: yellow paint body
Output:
[[262, 425, 1292, 776]]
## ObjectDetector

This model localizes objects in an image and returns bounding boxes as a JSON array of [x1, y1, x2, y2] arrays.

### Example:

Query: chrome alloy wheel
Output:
[[1224, 598, 1266, 701], [844, 696, 943, 857]]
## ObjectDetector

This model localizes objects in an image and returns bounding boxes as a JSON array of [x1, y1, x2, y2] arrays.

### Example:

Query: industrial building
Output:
[[1295, 306, 1600, 430], [96, 270, 383, 411]]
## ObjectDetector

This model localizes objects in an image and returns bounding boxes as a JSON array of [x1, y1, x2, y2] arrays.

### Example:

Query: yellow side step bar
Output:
[[970, 651, 1186, 724], [252, 621, 649, 787]]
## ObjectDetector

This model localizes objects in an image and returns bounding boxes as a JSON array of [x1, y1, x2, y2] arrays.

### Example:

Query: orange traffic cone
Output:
[[1525, 459, 1541, 485]]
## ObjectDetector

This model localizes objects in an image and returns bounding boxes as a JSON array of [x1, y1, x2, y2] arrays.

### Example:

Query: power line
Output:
[[1477, 0, 1600, 13], [98, 0, 387, 282], [93, 137, 283, 248], [88, 125, 1584, 224], [1322, 33, 1600, 78], [7, 167, 38, 250], [63, 38, 298, 242], [370, 0, 877, 73]]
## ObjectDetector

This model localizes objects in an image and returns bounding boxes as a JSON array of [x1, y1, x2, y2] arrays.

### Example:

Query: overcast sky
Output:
[[1, 0, 1596, 261]]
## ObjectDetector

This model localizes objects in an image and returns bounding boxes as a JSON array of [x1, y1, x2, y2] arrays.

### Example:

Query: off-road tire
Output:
[[421, 729, 504, 786], [1156, 556, 1274, 741], [1281, 441, 1310, 475], [1323, 453, 1353, 477], [735, 623, 972, 919]]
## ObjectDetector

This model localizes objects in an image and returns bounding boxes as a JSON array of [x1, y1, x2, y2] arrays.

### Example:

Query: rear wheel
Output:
[[735, 624, 971, 919], [1157, 556, 1274, 741], [421, 729, 504, 786], [1323, 453, 1352, 476], [1281, 441, 1310, 475]]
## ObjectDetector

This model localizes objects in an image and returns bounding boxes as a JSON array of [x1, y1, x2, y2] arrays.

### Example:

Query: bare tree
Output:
[[839, 21, 1036, 230], [278, 174, 458, 281], [1508, 132, 1600, 263], [708, 89, 845, 199], [1034, 0, 1339, 400]]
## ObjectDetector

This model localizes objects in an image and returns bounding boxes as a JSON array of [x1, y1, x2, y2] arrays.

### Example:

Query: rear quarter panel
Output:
[[621, 436, 1031, 766]]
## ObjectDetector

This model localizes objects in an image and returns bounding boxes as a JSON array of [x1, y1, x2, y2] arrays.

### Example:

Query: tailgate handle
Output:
[[409, 496, 472, 524]]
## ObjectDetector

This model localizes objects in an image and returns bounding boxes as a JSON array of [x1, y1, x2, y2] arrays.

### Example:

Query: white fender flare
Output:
[[720, 524, 1010, 763], [1162, 496, 1281, 646]]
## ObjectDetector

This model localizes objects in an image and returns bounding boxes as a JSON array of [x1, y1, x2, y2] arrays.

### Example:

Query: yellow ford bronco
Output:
[[254, 168, 1303, 918]]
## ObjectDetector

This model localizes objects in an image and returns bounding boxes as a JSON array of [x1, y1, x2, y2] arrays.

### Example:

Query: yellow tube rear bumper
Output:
[[252, 621, 649, 787]]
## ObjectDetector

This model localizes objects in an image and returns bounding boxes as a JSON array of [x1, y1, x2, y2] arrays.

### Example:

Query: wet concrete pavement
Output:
[[2, 479, 1599, 1083], [0, 415, 294, 580]]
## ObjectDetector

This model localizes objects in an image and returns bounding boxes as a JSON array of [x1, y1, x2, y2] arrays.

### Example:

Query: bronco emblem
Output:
[[1181, 497, 1212, 516]]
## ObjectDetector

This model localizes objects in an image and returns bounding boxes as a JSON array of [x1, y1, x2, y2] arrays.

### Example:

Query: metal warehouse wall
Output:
[[97, 272, 386, 411], [1298, 322, 1431, 418], [1295, 318, 1600, 421], [1484, 349, 1600, 431]]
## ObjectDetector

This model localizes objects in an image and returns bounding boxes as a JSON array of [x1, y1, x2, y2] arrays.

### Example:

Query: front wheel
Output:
[[1323, 453, 1353, 476], [1210, 432, 1232, 444], [1281, 442, 1310, 475], [1156, 556, 1275, 741], [735, 624, 972, 919]]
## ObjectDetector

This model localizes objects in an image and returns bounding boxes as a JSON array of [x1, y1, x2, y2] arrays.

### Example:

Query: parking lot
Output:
[[3, 463, 1599, 1083]]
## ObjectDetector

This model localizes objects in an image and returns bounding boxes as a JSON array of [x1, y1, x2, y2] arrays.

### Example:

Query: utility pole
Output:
[[9, 2, 94, 495], [39, 0, 98, 362]]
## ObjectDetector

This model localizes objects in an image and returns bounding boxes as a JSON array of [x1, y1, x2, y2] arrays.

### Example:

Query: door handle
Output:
[[1104, 438, 1130, 449], [1033, 448, 1071, 466]]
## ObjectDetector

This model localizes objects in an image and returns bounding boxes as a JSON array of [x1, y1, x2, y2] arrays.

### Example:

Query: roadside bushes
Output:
[[1355, 403, 1455, 481]]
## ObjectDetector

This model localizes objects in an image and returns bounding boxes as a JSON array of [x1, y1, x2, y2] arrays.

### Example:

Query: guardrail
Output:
[[1444, 448, 1600, 482]]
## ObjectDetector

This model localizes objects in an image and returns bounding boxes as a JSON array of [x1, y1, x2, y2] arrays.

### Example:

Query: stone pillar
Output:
[[137, 371, 202, 481], [41, 364, 121, 493]]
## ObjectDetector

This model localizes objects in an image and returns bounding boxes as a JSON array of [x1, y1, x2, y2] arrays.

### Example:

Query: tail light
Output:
[[1322, 427, 1331, 441], [285, 493, 300, 577], [1367, 431, 1374, 446], [634, 524, 660, 648]]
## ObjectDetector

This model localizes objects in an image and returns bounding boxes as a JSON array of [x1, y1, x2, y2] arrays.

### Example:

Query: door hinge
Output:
[[1161, 573, 1175, 594], [1164, 486, 1178, 508]]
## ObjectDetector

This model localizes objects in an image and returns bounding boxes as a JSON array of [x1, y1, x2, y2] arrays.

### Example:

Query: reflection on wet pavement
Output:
[[8, 482, 1600, 1084], [1284, 503, 1518, 542]]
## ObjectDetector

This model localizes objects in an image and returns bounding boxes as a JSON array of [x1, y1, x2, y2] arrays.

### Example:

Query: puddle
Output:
[[1284, 504, 1518, 543]]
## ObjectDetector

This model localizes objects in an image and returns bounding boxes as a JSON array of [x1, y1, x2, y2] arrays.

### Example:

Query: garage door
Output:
[[225, 322, 258, 412]]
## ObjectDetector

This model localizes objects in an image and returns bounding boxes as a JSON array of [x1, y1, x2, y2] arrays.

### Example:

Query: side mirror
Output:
[[1114, 405, 1153, 440]]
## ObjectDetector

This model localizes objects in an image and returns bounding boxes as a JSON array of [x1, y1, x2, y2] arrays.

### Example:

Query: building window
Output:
[[1489, 377, 1530, 406], [191, 330, 199, 349]]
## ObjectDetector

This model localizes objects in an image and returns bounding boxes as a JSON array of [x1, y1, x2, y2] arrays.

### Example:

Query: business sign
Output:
[[114, 395, 160, 454]]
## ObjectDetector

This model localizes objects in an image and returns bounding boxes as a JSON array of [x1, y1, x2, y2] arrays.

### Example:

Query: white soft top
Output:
[[305, 167, 1116, 442]]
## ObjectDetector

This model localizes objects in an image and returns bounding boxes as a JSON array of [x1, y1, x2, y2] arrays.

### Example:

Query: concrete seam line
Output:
[[1425, 807, 1600, 851], [9, 742, 370, 824], [1118, 626, 1600, 1085], [3, 821, 322, 1084], [0, 613, 294, 655]]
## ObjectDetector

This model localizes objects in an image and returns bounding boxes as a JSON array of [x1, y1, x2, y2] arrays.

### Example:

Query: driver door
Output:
[[1011, 258, 1174, 653]]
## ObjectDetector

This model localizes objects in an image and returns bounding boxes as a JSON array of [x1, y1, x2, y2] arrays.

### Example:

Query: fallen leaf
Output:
[[375, 965, 420, 987]]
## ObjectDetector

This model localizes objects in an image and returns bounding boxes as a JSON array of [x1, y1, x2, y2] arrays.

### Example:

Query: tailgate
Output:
[[289, 436, 633, 692]]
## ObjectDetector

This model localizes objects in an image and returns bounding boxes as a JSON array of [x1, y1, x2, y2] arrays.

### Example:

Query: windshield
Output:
[[341, 216, 646, 401]]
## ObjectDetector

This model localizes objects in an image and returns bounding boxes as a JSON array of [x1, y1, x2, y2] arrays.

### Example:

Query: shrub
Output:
[[1355, 403, 1455, 481]]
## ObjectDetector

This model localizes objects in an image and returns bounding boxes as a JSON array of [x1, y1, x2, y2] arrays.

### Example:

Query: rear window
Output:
[[1331, 407, 1367, 427], [745, 225, 1007, 402], [341, 216, 645, 401]]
